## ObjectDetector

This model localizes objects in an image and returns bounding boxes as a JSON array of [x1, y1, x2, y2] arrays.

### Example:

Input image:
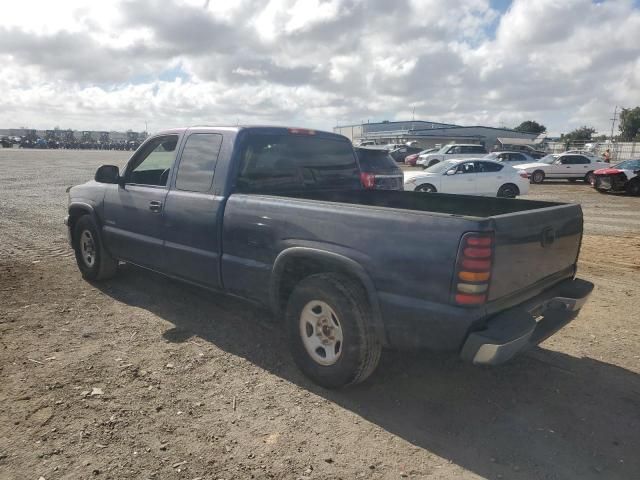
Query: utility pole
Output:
[[609, 106, 618, 142]]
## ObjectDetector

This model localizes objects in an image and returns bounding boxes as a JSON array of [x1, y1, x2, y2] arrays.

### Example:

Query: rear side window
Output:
[[175, 133, 223, 192], [470, 146, 487, 154], [477, 161, 503, 172], [355, 148, 398, 172], [575, 156, 590, 164], [236, 133, 360, 193]]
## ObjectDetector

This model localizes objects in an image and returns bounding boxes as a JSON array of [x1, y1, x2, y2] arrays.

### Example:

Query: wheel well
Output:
[[276, 257, 368, 314], [500, 183, 519, 194], [67, 207, 92, 240]]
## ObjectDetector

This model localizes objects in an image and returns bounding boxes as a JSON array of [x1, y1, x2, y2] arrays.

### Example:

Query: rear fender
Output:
[[270, 247, 389, 346]]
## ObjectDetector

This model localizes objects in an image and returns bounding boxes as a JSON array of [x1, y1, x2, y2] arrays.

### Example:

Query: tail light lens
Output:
[[453, 232, 494, 306], [360, 172, 376, 189]]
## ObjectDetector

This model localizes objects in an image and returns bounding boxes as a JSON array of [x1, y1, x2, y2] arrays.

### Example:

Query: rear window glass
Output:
[[355, 148, 398, 171], [236, 133, 360, 193], [175, 133, 223, 192]]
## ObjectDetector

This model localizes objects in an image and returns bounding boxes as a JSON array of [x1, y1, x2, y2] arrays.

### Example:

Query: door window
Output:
[[575, 156, 590, 164], [512, 153, 526, 162], [128, 135, 178, 186], [175, 133, 223, 192], [559, 156, 576, 165], [456, 162, 476, 174]]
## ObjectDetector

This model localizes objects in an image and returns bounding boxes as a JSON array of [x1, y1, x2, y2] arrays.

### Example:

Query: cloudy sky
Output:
[[1, 0, 639, 135]]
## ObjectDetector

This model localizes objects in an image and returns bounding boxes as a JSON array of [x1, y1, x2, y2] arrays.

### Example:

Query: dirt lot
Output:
[[1, 149, 639, 480]]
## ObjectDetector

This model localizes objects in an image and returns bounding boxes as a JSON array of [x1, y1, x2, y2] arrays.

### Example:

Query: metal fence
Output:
[[546, 141, 640, 161]]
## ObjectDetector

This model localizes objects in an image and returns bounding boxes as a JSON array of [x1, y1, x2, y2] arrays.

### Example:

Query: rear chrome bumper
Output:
[[460, 278, 594, 365]]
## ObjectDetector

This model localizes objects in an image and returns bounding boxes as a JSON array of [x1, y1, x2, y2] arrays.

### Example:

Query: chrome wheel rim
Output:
[[299, 300, 343, 366], [80, 230, 96, 268]]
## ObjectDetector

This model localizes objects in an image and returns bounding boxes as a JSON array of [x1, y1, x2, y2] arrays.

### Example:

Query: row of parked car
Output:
[[354, 143, 640, 197]]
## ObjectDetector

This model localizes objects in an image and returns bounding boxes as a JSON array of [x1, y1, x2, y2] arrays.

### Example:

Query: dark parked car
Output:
[[388, 146, 423, 162], [66, 126, 593, 388], [354, 147, 404, 190], [592, 159, 640, 195]]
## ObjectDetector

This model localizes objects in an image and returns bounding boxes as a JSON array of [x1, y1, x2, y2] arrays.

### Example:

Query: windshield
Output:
[[423, 160, 458, 173], [614, 159, 640, 170], [539, 154, 557, 164]]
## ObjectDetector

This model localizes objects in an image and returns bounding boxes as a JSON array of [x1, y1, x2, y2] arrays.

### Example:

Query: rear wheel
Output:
[[584, 171, 595, 185], [286, 273, 382, 389], [73, 215, 118, 281], [497, 183, 520, 198], [531, 170, 545, 184], [625, 179, 640, 196], [416, 183, 437, 193]]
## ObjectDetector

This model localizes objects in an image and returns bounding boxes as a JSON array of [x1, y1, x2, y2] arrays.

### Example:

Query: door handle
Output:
[[149, 201, 163, 213]]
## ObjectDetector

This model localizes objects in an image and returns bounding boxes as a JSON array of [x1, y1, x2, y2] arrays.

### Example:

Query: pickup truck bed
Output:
[[66, 125, 592, 388], [223, 189, 583, 352]]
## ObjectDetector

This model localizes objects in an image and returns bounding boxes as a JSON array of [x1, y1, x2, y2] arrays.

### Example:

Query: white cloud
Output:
[[0, 0, 638, 135]]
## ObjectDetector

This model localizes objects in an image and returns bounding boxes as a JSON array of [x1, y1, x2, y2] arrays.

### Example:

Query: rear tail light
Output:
[[360, 172, 376, 189], [453, 232, 494, 306]]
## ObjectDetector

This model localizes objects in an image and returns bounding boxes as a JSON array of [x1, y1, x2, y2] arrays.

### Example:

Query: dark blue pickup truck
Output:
[[66, 126, 593, 388]]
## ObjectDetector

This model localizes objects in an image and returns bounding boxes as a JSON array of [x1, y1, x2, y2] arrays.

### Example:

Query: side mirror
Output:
[[95, 165, 120, 184], [445, 170, 457, 176]]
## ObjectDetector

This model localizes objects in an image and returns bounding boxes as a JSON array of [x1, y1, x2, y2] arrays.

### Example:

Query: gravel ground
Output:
[[1, 149, 639, 480]]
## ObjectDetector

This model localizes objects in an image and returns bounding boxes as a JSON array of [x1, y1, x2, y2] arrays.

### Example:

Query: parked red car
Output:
[[592, 159, 640, 195], [404, 153, 420, 166]]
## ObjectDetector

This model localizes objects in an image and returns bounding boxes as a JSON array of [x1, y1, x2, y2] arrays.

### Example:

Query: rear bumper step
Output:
[[460, 278, 594, 365]]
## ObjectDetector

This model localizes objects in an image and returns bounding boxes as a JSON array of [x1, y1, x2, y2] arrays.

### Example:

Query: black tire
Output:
[[416, 183, 437, 193], [625, 179, 640, 196], [73, 215, 118, 281], [497, 183, 520, 198], [584, 171, 595, 185], [285, 273, 382, 389], [531, 170, 545, 184]]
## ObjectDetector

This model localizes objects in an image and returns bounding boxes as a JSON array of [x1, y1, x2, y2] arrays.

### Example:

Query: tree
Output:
[[619, 107, 640, 141], [561, 126, 596, 142], [513, 120, 546, 134]]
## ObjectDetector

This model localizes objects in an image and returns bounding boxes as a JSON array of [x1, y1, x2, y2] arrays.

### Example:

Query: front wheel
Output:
[[286, 273, 382, 389], [625, 179, 640, 196], [416, 183, 437, 193], [73, 215, 118, 281]]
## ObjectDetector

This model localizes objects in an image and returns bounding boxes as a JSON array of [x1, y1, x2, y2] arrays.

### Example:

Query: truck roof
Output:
[[153, 125, 347, 140]]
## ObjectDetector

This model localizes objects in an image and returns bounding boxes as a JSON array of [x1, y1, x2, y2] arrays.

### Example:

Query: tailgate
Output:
[[488, 204, 583, 300]]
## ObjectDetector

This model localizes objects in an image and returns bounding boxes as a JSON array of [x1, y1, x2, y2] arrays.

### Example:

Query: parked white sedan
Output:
[[518, 152, 609, 184], [404, 159, 530, 197]]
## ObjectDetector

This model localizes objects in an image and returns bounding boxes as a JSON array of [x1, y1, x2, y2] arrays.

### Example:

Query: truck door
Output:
[[103, 135, 178, 269], [161, 132, 225, 288]]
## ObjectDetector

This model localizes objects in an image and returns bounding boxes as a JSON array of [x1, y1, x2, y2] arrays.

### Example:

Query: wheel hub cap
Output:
[[80, 230, 96, 267], [299, 301, 344, 366]]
